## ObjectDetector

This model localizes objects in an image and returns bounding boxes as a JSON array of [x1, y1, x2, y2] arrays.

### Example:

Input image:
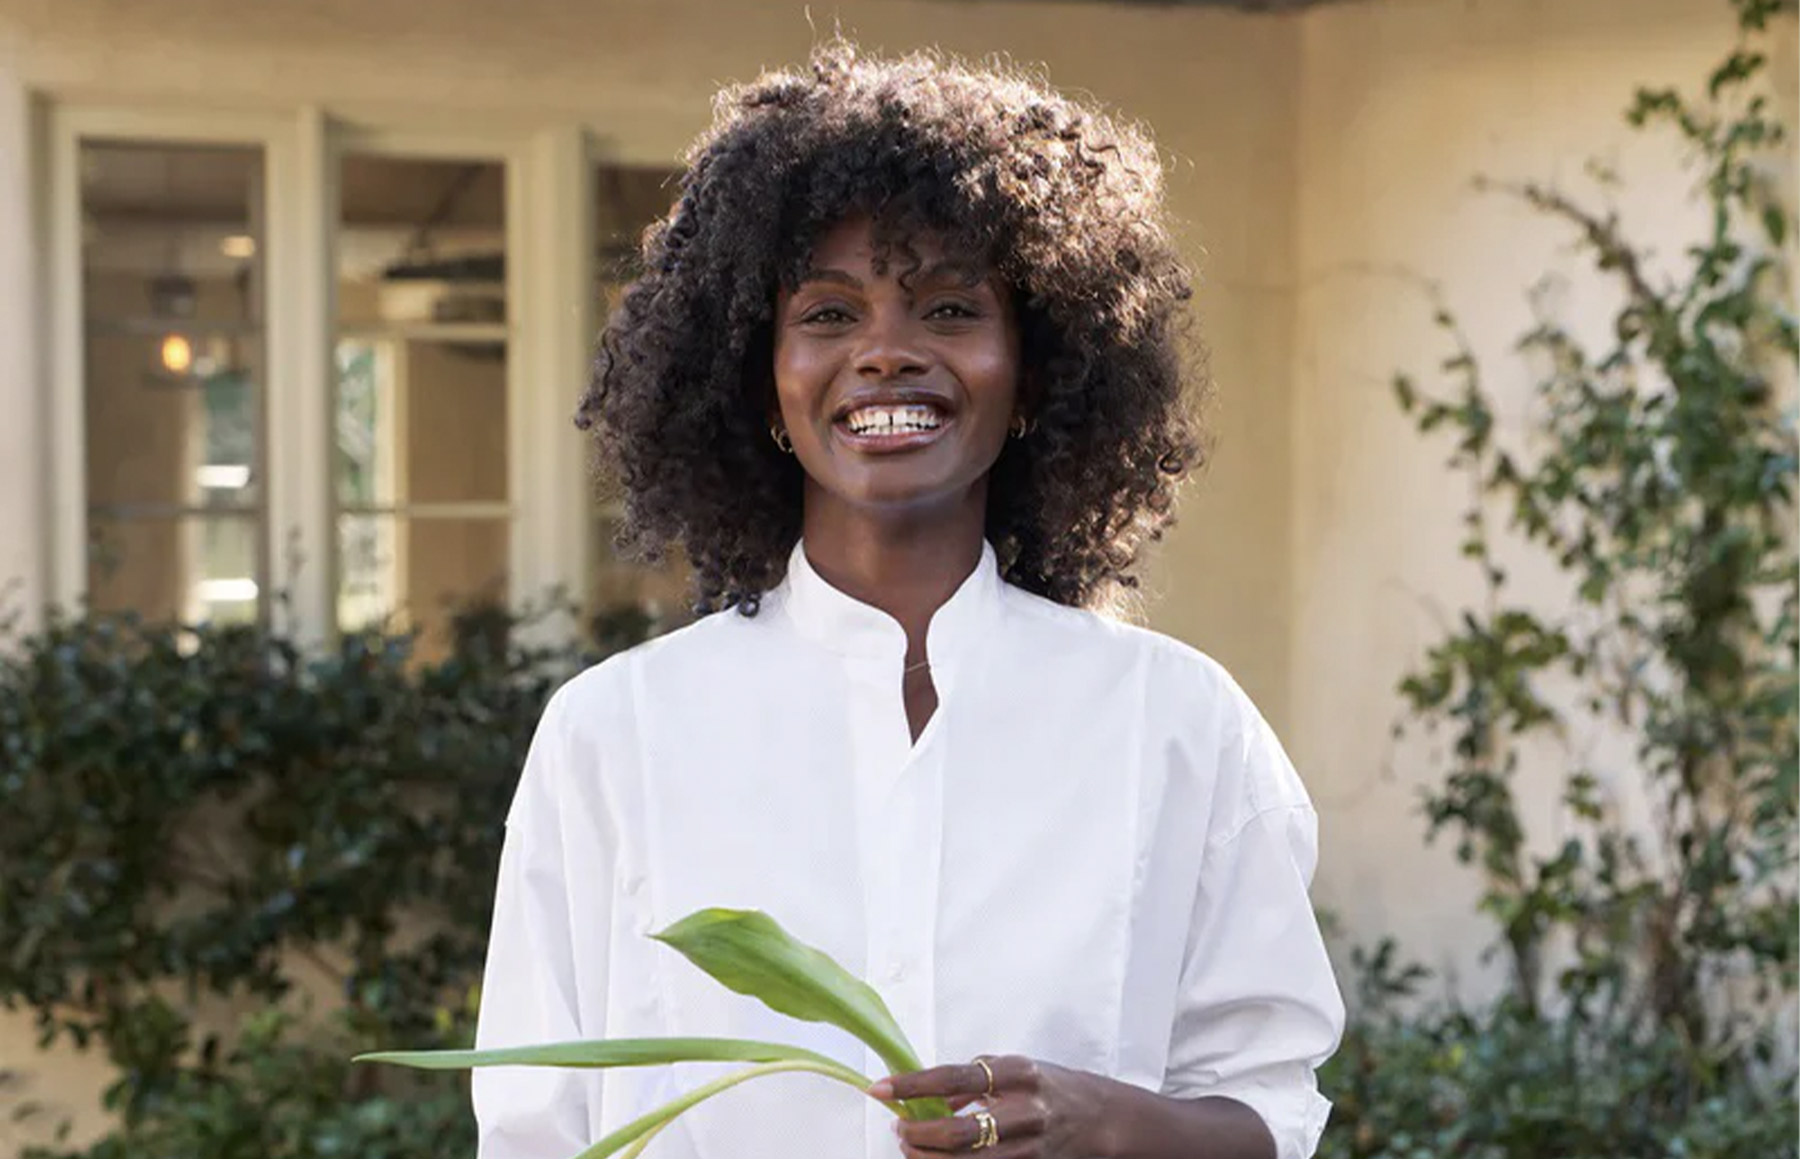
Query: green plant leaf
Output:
[[652, 908, 950, 1118], [1762, 204, 1787, 247], [573, 1059, 889, 1159], [355, 1036, 843, 1072]]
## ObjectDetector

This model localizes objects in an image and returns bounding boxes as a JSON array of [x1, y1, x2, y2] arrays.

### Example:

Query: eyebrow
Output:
[[796, 268, 863, 290], [795, 259, 989, 293]]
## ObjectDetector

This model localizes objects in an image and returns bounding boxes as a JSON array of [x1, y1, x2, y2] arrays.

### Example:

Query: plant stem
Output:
[[618, 1123, 669, 1159], [572, 1058, 902, 1159]]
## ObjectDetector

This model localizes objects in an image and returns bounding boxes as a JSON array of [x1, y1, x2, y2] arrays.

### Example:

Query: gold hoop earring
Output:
[[771, 425, 794, 454], [1009, 414, 1031, 440]]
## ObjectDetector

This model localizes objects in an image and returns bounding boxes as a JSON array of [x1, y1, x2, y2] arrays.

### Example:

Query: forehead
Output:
[[798, 214, 998, 292], [810, 215, 944, 267]]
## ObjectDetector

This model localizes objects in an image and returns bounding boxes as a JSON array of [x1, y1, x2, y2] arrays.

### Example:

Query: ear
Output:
[[1015, 364, 1041, 422], [755, 360, 783, 429]]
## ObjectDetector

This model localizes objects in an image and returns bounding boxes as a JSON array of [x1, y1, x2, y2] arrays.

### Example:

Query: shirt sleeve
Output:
[[1160, 684, 1346, 1159], [472, 686, 599, 1158]]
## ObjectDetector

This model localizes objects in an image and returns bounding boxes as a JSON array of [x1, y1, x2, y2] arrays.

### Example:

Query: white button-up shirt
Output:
[[473, 543, 1343, 1159]]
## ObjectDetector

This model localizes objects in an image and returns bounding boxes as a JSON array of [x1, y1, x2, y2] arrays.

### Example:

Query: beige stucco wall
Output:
[[1290, 0, 1797, 992]]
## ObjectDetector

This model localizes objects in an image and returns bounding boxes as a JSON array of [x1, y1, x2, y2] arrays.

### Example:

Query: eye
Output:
[[925, 300, 981, 320], [798, 305, 854, 326]]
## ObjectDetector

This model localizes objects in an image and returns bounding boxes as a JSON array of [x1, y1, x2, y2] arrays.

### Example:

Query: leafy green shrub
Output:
[[0, 603, 656, 1157], [1324, 1, 1797, 1155], [1319, 942, 1797, 1159]]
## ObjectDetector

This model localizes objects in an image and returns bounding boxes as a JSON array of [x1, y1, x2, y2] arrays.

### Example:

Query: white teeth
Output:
[[845, 404, 943, 436]]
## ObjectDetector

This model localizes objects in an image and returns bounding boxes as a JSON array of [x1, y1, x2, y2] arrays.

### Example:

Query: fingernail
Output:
[[868, 1079, 894, 1100]]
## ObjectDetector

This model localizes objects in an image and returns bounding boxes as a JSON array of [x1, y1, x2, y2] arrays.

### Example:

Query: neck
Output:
[[799, 488, 988, 663]]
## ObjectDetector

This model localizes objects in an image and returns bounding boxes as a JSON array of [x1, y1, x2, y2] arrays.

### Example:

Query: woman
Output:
[[474, 43, 1343, 1159]]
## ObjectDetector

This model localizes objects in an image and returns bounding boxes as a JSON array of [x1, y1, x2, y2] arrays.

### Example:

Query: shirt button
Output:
[[883, 961, 908, 984]]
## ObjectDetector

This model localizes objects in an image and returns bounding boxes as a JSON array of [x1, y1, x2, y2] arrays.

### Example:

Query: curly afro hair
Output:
[[577, 41, 1205, 615]]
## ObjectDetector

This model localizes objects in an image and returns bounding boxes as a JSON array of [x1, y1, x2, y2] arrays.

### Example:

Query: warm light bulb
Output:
[[220, 234, 257, 260], [161, 334, 193, 374]]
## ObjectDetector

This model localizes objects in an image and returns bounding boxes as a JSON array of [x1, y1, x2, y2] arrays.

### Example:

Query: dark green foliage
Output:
[[0, 604, 656, 1156], [1319, 942, 1797, 1159], [1326, 4, 1797, 1156]]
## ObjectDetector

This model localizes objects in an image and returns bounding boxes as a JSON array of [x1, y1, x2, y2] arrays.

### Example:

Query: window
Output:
[[50, 113, 683, 646], [78, 139, 268, 623], [335, 153, 511, 649]]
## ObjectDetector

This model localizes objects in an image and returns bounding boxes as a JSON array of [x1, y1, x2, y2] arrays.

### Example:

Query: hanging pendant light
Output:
[[148, 269, 198, 379], [159, 333, 193, 374], [149, 146, 199, 382]]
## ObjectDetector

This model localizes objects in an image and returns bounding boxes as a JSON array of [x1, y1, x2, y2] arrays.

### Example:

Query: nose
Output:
[[855, 309, 928, 380]]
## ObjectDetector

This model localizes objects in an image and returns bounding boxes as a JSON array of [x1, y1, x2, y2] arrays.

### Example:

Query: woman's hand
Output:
[[870, 1055, 1114, 1158]]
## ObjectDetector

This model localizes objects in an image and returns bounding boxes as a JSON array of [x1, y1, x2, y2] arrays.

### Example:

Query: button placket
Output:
[[850, 649, 931, 1159], [864, 728, 949, 1159], [888, 735, 943, 1068]]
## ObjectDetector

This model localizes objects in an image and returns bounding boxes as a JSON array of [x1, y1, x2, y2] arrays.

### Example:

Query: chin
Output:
[[802, 444, 1002, 520], [839, 474, 987, 519]]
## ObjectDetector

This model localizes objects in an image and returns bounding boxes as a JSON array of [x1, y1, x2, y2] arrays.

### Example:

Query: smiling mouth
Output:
[[835, 402, 951, 451]]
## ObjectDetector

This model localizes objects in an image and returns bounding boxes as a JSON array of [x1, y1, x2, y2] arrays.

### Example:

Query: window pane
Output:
[[336, 155, 510, 623], [81, 140, 266, 620], [402, 339, 506, 504], [336, 512, 399, 632], [335, 340, 396, 507], [86, 332, 261, 508], [338, 513, 508, 654], [88, 513, 262, 624], [594, 163, 679, 287]]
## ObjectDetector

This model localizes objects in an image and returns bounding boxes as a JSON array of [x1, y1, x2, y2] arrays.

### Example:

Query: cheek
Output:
[[966, 347, 1023, 424], [769, 341, 816, 420]]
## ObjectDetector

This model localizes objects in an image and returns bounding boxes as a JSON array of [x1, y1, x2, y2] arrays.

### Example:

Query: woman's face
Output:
[[772, 215, 1021, 522]]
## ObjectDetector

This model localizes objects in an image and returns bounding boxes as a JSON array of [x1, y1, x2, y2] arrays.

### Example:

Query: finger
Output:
[[946, 1094, 982, 1113], [873, 1062, 993, 1103], [896, 1111, 986, 1153], [896, 1099, 1046, 1154], [900, 1137, 1037, 1159], [986, 1054, 1042, 1092]]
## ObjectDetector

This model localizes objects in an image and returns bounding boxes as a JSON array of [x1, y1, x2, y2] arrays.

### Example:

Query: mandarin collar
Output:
[[774, 540, 1002, 678]]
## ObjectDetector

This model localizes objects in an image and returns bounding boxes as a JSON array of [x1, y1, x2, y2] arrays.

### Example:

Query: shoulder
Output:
[[1000, 584, 1311, 831], [997, 582, 1247, 709], [518, 611, 769, 816], [539, 606, 773, 734]]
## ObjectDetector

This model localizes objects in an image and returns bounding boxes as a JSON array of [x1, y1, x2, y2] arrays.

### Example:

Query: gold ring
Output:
[[971, 1107, 1000, 1151], [972, 1056, 997, 1098]]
